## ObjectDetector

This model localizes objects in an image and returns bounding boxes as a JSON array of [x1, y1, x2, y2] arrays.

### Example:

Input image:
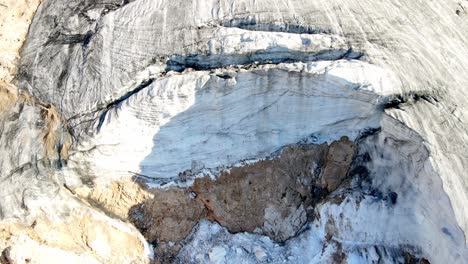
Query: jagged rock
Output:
[[74, 180, 151, 221], [253, 246, 268, 262], [262, 205, 307, 244], [191, 139, 355, 241], [0, 208, 152, 264], [208, 246, 227, 263], [151, 242, 182, 264], [127, 139, 355, 253], [130, 187, 205, 244], [320, 136, 356, 191]]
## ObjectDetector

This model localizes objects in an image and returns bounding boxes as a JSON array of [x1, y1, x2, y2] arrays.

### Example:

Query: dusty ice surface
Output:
[[70, 60, 386, 181], [1, 0, 467, 263]]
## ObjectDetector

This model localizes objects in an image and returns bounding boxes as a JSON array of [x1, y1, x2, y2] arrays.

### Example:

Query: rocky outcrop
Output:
[[0, 210, 151, 264], [74, 180, 151, 221], [129, 138, 353, 240], [190, 137, 355, 241]]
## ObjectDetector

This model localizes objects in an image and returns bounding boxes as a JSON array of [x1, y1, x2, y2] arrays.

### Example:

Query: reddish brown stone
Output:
[[129, 137, 356, 260]]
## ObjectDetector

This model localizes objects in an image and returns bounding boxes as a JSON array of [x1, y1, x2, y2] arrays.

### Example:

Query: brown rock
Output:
[[129, 188, 205, 243], [106, 138, 356, 261], [153, 242, 182, 264], [190, 138, 356, 242], [403, 252, 431, 264], [420, 258, 431, 264], [75, 180, 151, 221], [191, 143, 329, 241], [320, 136, 356, 192]]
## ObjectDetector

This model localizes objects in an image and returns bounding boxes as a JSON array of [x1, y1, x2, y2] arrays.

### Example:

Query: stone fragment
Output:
[[253, 246, 268, 262], [208, 246, 227, 263], [320, 136, 356, 192], [74, 180, 151, 221], [129, 188, 205, 243]]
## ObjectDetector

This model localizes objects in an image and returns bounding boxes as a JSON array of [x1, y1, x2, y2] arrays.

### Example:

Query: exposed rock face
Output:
[[1, 0, 468, 263], [0, 211, 151, 264], [125, 138, 355, 261], [130, 138, 354, 243], [131, 187, 204, 244], [74, 180, 151, 221], [191, 137, 355, 241]]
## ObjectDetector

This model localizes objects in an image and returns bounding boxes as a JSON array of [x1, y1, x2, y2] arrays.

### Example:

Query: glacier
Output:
[[0, 0, 468, 263]]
